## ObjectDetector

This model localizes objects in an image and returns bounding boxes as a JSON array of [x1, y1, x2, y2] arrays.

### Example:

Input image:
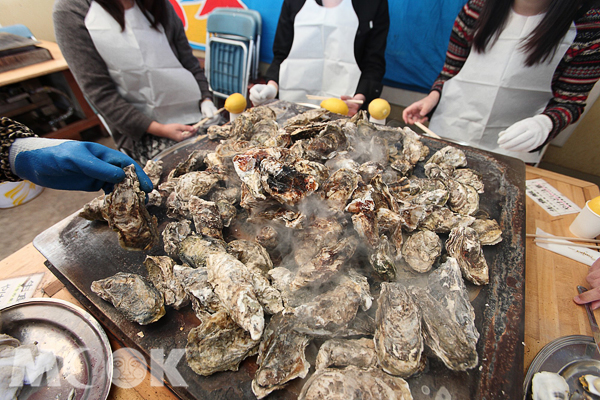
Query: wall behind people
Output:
[[173, 0, 466, 93], [0, 0, 56, 41]]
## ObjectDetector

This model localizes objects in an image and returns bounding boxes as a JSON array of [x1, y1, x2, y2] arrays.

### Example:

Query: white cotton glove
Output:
[[249, 83, 278, 106], [497, 114, 553, 152], [201, 99, 218, 118]]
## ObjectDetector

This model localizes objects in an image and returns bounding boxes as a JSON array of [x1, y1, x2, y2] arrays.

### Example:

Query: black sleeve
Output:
[[163, 1, 212, 99], [353, 0, 390, 105], [264, 0, 306, 84]]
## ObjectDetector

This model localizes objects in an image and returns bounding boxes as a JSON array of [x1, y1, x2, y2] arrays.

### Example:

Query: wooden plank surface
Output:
[[524, 165, 600, 373]]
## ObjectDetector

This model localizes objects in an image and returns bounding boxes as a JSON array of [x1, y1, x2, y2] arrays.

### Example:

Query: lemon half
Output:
[[225, 93, 246, 114], [589, 196, 600, 215], [368, 98, 391, 120], [320, 98, 348, 116]]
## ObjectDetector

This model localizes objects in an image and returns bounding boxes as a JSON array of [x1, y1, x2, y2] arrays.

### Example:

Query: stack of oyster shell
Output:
[[84, 106, 503, 399]]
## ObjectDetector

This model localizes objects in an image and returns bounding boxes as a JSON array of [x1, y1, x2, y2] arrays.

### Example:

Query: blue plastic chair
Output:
[[205, 12, 258, 99], [0, 24, 36, 39], [210, 8, 262, 81]]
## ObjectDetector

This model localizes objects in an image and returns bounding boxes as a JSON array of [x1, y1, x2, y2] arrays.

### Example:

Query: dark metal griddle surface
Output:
[[33, 101, 526, 400]]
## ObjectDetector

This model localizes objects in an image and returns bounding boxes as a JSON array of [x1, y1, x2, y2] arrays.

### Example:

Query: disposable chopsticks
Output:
[[526, 233, 600, 244], [414, 121, 442, 139], [305, 94, 364, 104], [531, 239, 600, 250], [181, 107, 226, 136]]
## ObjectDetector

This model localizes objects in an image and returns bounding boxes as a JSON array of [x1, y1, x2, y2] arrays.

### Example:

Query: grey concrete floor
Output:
[[0, 135, 114, 261]]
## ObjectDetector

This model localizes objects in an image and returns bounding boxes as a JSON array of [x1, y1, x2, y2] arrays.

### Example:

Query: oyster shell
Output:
[[293, 217, 344, 267], [412, 258, 479, 371], [321, 168, 360, 212], [252, 314, 310, 399], [418, 206, 475, 233], [375, 282, 424, 378], [446, 226, 490, 285], [102, 165, 159, 251], [91, 272, 165, 325], [144, 256, 189, 309], [215, 199, 236, 228], [167, 149, 207, 180], [227, 240, 273, 274], [143, 159, 163, 188], [447, 179, 479, 216], [298, 366, 413, 400], [532, 371, 569, 400], [351, 212, 379, 248], [290, 236, 358, 291], [580, 374, 600, 396], [427, 146, 467, 168], [369, 235, 397, 280], [292, 272, 372, 336], [453, 168, 484, 193], [186, 310, 259, 376], [173, 264, 222, 317], [402, 230, 442, 273], [359, 161, 384, 183], [259, 156, 319, 205], [305, 124, 347, 161], [256, 225, 278, 250], [178, 235, 227, 268], [188, 197, 223, 239], [402, 127, 429, 165], [315, 338, 377, 370], [470, 218, 503, 245], [174, 171, 220, 201], [79, 195, 105, 221], [206, 252, 265, 340], [232, 147, 289, 200]]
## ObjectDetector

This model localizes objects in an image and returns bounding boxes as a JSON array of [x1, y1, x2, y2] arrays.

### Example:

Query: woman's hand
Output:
[[573, 257, 600, 310], [148, 121, 197, 142], [341, 94, 366, 117], [402, 91, 441, 124]]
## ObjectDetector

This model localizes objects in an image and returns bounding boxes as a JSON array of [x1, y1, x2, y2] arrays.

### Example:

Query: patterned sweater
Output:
[[431, 0, 600, 143], [0, 118, 36, 183]]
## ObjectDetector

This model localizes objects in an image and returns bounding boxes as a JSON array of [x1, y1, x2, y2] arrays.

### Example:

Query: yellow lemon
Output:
[[320, 98, 348, 116], [589, 196, 600, 215], [225, 93, 246, 114], [368, 98, 391, 120]]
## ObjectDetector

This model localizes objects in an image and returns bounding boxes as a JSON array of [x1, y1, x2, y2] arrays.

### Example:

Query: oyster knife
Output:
[[577, 285, 600, 354]]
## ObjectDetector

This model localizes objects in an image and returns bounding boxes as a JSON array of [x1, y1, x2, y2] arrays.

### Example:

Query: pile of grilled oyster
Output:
[[84, 106, 503, 399]]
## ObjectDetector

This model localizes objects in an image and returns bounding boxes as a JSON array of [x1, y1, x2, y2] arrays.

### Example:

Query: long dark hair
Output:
[[95, 0, 169, 31], [472, 0, 587, 66]]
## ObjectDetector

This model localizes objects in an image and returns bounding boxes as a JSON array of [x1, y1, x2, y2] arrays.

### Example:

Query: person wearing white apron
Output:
[[53, 0, 218, 164], [403, 0, 600, 164], [250, 0, 389, 116]]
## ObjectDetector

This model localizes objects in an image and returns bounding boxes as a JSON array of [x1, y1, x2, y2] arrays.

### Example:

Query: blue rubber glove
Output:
[[9, 138, 153, 193]]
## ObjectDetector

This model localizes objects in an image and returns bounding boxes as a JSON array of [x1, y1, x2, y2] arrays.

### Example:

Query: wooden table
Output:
[[0, 40, 105, 140], [0, 165, 598, 398], [524, 165, 600, 370]]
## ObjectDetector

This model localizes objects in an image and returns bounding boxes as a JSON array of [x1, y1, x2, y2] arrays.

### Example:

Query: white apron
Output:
[[85, 1, 202, 125], [279, 0, 362, 104], [429, 10, 576, 163]]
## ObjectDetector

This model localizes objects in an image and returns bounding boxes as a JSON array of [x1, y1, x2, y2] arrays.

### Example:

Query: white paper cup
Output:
[[569, 201, 600, 238]]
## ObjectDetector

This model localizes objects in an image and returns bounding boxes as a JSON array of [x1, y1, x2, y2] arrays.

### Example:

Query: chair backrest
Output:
[[0, 24, 35, 40], [207, 37, 250, 99], [211, 7, 262, 36], [208, 8, 262, 81], [206, 12, 257, 40]]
